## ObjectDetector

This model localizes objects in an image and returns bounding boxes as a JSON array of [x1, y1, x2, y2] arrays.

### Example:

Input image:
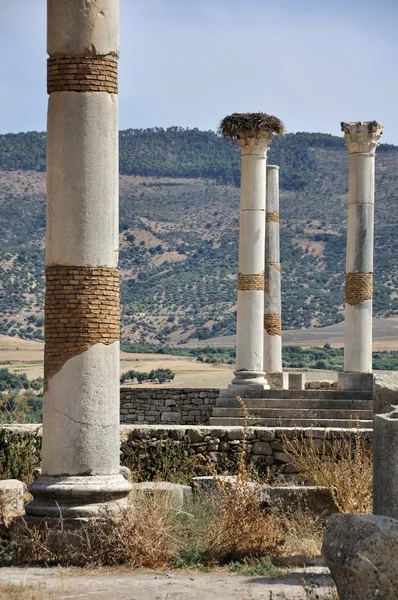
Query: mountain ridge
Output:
[[0, 128, 396, 344]]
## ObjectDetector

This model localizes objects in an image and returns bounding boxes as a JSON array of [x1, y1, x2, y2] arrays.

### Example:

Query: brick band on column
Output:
[[266, 212, 280, 223], [265, 261, 281, 272], [264, 313, 282, 336], [238, 273, 265, 291], [345, 272, 373, 306], [47, 57, 118, 94], [44, 266, 120, 388]]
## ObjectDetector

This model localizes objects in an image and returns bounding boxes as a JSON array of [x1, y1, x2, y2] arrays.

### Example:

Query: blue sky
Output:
[[1, 0, 397, 143]]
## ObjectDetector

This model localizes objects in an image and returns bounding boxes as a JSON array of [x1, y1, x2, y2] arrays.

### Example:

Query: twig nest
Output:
[[219, 112, 285, 142]]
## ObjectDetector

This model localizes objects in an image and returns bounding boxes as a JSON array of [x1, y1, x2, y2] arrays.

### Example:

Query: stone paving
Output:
[[0, 567, 336, 599]]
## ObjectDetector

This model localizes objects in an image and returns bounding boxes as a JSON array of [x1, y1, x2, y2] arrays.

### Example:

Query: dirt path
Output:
[[0, 567, 336, 599]]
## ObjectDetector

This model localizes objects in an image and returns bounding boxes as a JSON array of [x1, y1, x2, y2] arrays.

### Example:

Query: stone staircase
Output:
[[210, 389, 373, 428]]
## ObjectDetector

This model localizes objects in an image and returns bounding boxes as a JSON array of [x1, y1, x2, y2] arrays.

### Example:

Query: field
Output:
[[193, 316, 398, 351], [2, 315, 397, 387], [0, 335, 234, 387]]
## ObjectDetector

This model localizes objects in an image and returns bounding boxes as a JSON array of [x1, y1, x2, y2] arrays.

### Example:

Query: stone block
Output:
[[263, 485, 338, 518], [337, 372, 373, 391], [259, 430, 276, 442], [373, 371, 398, 413], [160, 412, 181, 422], [187, 429, 207, 443], [289, 373, 305, 390], [131, 482, 192, 510], [274, 451, 291, 463], [322, 513, 398, 600], [252, 441, 272, 456], [0, 480, 26, 523], [374, 410, 398, 519], [266, 372, 289, 390]]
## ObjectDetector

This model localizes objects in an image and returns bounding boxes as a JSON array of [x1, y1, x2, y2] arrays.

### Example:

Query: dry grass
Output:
[[219, 112, 285, 141], [283, 511, 324, 559], [15, 493, 176, 568], [204, 399, 285, 564], [0, 585, 47, 600], [282, 424, 372, 513]]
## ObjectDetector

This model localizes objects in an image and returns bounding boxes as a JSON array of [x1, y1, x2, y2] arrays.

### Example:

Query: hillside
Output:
[[0, 128, 397, 344]]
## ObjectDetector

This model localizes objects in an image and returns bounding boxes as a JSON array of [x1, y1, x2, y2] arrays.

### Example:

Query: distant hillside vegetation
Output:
[[0, 128, 396, 344]]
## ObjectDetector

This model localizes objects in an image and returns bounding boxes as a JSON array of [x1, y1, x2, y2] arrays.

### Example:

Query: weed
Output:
[[14, 492, 176, 568], [282, 423, 372, 513], [204, 399, 285, 564], [121, 436, 206, 484], [229, 556, 284, 577], [283, 512, 324, 558], [0, 427, 41, 483]]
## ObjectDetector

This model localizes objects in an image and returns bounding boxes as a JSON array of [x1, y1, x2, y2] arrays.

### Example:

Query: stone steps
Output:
[[212, 407, 373, 420], [227, 390, 373, 400], [213, 388, 374, 428], [216, 398, 373, 410], [209, 417, 374, 428]]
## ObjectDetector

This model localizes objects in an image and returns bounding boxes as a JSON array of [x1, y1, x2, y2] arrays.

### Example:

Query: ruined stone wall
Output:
[[0, 425, 373, 483], [120, 388, 219, 425], [120, 425, 373, 478]]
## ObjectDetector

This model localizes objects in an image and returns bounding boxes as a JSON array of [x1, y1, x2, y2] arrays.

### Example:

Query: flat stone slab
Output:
[[192, 478, 338, 518], [131, 482, 192, 510], [0, 567, 336, 599]]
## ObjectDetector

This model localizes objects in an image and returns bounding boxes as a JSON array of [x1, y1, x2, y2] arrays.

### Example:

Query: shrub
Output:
[[204, 399, 285, 563], [282, 425, 372, 513], [14, 493, 176, 569]]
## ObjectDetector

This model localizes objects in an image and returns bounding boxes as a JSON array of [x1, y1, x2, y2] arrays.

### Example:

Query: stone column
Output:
[[338, 121, 383, 391], [219, 114, 284, 390], [264, 165, 286, 389], [25, 0, 131, 520]]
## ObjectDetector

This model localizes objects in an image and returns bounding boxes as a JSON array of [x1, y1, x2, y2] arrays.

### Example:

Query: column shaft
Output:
[[264, 165, 282, 374], [341, 122, 383, 375], [26, 0, 131, 520], [232, 135, 270, 388]]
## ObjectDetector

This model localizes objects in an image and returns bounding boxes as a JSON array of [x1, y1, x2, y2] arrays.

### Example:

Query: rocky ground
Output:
[[0, 567, 336, 599]]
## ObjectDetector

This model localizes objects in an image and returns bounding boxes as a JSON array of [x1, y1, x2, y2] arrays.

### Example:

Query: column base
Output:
[[25, 473, 133, 520], [337, 372, 373, 391], [231, 369, 270, 389], [266, 372, 289, 390]]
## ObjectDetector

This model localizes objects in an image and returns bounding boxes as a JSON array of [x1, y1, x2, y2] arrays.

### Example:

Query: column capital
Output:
[[238, 133, 272, 156], [341, 121, 383, 155]]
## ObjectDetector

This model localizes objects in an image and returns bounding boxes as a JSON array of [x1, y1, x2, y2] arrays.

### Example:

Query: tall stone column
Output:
[[263, 165, 284, 381], [338, 121, 383, 391], [25, 0, 131, 520], [219, 114, 284, 390]]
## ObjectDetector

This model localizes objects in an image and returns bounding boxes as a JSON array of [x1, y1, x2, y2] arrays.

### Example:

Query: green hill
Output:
[[0, 128, 396, 344]]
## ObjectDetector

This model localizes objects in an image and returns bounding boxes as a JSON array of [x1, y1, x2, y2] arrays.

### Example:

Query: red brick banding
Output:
[[44, 266, 120, 388], [345, 272, 373, 306], [238, 273, 264, 291], [47, 56, 118, 94], [264, 313, 282, 336], [266, 212, 280, 223]]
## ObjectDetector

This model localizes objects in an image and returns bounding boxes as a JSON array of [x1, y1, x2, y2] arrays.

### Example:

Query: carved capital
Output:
[[238, 133, 272, 157], [341, 121, 383, 155]]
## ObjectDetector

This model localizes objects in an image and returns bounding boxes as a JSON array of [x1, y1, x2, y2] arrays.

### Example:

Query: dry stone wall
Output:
[[121, 425, 373, 478], [120, 388, 219, 425]]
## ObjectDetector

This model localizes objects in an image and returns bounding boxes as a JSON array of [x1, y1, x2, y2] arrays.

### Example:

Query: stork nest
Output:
[[219, 112, 285, 141]]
